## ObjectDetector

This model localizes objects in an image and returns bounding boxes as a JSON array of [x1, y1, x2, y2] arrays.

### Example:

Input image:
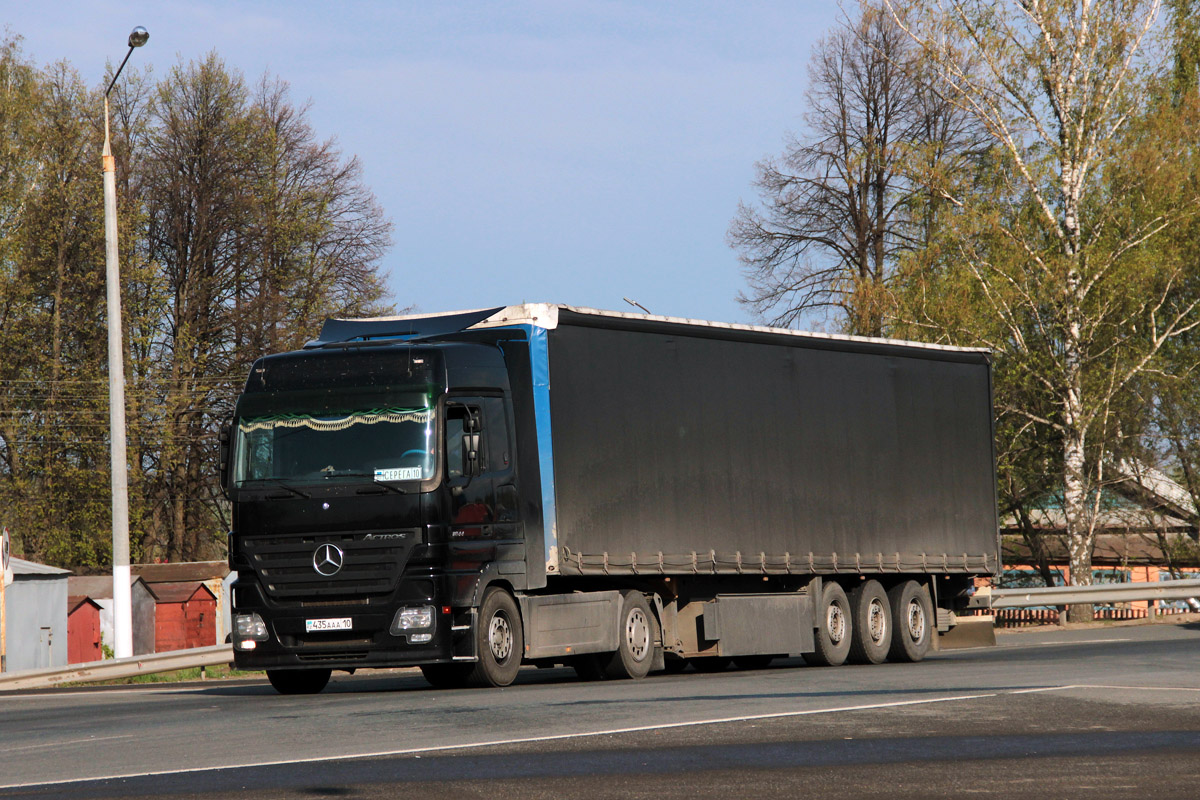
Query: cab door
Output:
[[445, 398, 495, 542]]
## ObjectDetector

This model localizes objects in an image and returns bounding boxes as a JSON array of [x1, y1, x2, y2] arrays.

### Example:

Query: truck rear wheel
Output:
[[266, 668, 331, 695], [887, 580, 932, 663], [421, 663, 473, 689], [802, 581, 852, 667], [467, 587, 524, 687], [847, 580, 891, 664], [600, 591, 657, 680]]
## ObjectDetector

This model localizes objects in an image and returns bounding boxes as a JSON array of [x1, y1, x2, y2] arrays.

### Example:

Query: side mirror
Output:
[[463, 432, 481, 476], [219, 418, 233, 498], [463, 411, 483, 478]]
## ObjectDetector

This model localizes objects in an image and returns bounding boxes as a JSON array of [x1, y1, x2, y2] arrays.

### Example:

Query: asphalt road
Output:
[[3, 621, 1200, 799]]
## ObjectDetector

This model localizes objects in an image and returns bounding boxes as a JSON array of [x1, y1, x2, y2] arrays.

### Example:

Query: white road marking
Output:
[[1070, 683, 1200, 693], [7, 682, 1199, 789], [0, 692, 997, 789], [998, 638, 1133, 648], [1, 734, 134, 753]]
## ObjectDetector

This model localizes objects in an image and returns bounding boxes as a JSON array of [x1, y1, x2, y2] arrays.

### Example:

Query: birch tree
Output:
[[884, 0, 1200, 619]]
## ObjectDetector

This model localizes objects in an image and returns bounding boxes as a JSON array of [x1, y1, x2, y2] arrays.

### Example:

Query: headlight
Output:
[[390, 605, 436, 639], [234, 612, 269, 650]]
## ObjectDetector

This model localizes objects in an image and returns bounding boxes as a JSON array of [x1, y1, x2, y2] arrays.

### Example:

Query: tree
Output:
[[729, 6, 983, 336], [884, 0, 1200, 619], [127, 54, 392, 561], [0, 43, 394, 568]]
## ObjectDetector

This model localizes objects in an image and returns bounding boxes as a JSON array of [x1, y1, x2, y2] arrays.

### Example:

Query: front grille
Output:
[[240, 529, 419, 602], [301, 597, 372, 608], [297, 650, 371, 662], [281, 633, 375, 648]]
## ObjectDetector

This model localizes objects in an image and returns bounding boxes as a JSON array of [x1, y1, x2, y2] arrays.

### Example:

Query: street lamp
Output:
[[103, 26, 148, 660]]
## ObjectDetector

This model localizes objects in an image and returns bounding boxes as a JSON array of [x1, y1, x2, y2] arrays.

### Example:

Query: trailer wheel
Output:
[[802, 581, 852, 667], [601, 591, 657, 680], [887, 580, 932, 663], [266, 668, 331, 695], [420, 663, 473, 689], [467, 587, 524, 687], [848, 580, 891, 664]]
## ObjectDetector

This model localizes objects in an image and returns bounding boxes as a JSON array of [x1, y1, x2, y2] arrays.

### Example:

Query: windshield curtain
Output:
[[233, 405, 436, 486]]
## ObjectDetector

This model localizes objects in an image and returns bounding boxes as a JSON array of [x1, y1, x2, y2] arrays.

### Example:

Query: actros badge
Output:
[[312, 543, 344, 576]]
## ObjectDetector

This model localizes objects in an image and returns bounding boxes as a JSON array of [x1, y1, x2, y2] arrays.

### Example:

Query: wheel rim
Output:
[[827, 603, 846, 644], [867, 598, 888, 645], [906, 600, 926, 642], [489, 613, 513, 662], [626, 607, 650, 661]]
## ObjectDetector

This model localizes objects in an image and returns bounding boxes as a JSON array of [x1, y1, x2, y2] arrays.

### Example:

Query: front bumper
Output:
[[231, 577, 459, 671]]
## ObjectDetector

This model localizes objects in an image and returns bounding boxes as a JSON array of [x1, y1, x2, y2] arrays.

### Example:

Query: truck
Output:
[[222, 303, 999, 694]]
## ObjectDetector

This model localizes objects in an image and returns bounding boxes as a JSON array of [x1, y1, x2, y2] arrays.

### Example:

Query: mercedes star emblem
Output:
[[312, 543, 344, 577]]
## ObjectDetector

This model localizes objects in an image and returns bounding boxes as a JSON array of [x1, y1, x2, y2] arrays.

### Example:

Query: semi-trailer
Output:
[[223, 304, 999, 693]]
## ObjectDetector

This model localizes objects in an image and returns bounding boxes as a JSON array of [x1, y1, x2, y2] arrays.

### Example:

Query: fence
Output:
[[974, 605, 1196, 628]]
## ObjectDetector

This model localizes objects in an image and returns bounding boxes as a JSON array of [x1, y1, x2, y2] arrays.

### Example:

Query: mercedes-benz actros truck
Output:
[[223, 304, 999, 693]]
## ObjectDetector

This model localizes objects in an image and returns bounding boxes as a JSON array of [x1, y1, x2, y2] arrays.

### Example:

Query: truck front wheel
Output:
[[467, 587, 524, 687], [887, 580, 932, 663], [266, 668, 331, 695], [802, 581, 852, 667]]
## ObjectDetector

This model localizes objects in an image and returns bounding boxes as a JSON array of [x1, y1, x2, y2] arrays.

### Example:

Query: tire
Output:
[[847, 580, 891, 665], [887, 580, 933, 663], [421, 663, 473, 689], [466, 587, 524, 687], [600, 591, 657, 680], [733, 655, 775, 670], [266, 668, 331, 695], [691, 656, 732, 672], [802, 581, 852, 667]]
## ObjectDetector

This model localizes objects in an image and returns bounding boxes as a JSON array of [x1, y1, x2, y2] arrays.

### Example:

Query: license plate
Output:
[[305, 617, 352, 633]]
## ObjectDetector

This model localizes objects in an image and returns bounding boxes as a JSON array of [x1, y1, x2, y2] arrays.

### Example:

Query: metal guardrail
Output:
[[984, 578, 1200, 609], [4, 580, 1198, 690], [0, 644, 234, 692]]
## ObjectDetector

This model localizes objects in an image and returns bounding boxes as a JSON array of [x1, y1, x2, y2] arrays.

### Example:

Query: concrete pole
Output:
[[103, 96, 134, 660], [102, 28, 148, 661]]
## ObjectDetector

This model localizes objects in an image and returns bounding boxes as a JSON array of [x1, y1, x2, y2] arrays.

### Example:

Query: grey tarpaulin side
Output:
[[543, 315, 999, 576]]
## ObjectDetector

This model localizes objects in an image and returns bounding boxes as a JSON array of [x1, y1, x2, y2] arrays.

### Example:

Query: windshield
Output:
[[233, 405, 436, 487]]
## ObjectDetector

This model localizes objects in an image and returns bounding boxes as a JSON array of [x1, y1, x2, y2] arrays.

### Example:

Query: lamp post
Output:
[[104, 26, 148, 660]]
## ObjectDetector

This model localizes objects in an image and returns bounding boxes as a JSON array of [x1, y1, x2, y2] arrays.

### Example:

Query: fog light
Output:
[[238, 639, 257, 651], [409, 633, 433, 644], [234, 612, 269, 644]]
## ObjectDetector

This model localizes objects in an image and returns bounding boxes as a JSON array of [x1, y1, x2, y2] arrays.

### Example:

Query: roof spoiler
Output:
[[305, 307, 506, 348]]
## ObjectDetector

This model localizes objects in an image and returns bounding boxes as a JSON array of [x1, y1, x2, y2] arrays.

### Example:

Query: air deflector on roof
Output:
[[308, 307, 505, 347]]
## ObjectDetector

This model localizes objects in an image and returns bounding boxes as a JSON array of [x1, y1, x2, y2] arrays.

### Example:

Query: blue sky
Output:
[[6, 1, 840, 325]]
